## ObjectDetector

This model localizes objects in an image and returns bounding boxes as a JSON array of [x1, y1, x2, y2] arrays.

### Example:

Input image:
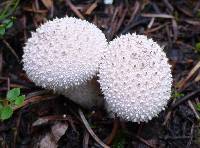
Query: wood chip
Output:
[[85, 0, 98, 15], [41, 0, 53, 9], [147, 17, 155, 29], [141, 13, 174, 19], [172, 19, 178, 41]]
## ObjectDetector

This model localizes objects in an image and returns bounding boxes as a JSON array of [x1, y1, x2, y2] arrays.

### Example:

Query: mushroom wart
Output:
[[98, 33, 172, 122], [23, 17, 107, 108]]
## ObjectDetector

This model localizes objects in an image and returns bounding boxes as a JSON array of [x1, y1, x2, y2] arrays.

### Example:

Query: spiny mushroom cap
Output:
[[23, 17, 107, 91], [98, 33, 172, 123]]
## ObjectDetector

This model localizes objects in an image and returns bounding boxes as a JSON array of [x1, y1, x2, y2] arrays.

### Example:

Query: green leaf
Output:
[[196, 10, 200, 18], [112, 137, 125, 148], [15, 95, 25, 106], [0, 25, 5, 36], [0, 106, 13, 120], [172, 90, 184, 100], [0, 103, 3, 109], [112, 130, 126, 148], [3, 19, 13, 29], [196, 103, 200, 112], [195, 42, 200, 52], [6, 88, 20, 101], [0, 0, 20, 20]]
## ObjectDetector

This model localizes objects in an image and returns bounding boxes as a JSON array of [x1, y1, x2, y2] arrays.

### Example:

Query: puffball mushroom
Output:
[[23, 17, 107, 108], [98, 33, 172, 123]]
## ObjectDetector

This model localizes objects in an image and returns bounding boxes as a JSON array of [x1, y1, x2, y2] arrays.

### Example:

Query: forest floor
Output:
[[0, 0, 200, 147]]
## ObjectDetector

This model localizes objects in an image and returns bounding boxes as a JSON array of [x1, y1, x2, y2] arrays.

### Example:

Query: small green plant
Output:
[[195, 42, 200, 53], [0, 0, 20, 37], [196, 10, 200, 18], [196, 103, 200, 112], [0, 88, 25, 120], [112, 130, 126, 148], [172, 90, 184, 100], [0, 0, 20, 20], [0, 17, 14, 37]]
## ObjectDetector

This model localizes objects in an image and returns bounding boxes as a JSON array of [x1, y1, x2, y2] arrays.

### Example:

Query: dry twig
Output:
[[171, 89, 200, 109], [141, 13, 174, 19], [65, 0, 85, 19], [78, 109, 110, 148], [2, 40, 19, 61], [106, 118, 119, 145], [177, 61, 200, 90]]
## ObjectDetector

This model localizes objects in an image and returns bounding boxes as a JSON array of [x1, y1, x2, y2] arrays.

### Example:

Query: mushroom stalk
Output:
[[62, 78, 104, 109]]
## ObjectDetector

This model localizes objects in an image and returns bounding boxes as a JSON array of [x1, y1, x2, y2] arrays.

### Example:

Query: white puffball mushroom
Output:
[[98, 33, 172, 123], [23, 17, 107, 108]]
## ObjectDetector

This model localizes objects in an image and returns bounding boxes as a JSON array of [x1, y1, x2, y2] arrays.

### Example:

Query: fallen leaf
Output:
[[38, 122, 68, 148], [39, 133, 57, 148], [51, 122, 68, 142]]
